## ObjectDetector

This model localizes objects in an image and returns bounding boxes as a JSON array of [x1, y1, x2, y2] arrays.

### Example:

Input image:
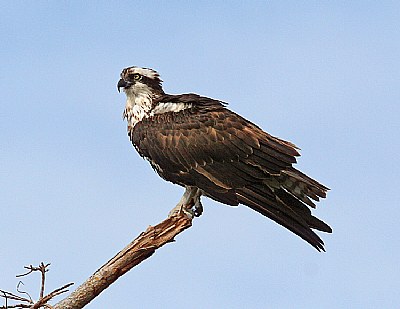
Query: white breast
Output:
[[123, 93, 152, 128]]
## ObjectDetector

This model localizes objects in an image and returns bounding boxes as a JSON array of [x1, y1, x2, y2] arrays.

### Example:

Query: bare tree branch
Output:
[[30, 283, 73, 309], [16, 263, 51, 302], [53, 211, 193, 309], [1, 211, 192, 308], [0, 263, 73, 309]]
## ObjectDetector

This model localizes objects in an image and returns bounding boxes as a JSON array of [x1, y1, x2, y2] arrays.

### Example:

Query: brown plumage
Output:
[[119, 67, 332, 251]]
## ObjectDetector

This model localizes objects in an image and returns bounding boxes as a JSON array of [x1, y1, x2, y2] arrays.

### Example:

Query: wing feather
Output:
[[129, 94, 331, 250]]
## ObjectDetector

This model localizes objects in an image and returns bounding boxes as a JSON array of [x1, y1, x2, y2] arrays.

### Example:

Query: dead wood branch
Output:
[[53, 211, 192, 309], [0, 263, 73, 309], [16, 263, 50, 301]]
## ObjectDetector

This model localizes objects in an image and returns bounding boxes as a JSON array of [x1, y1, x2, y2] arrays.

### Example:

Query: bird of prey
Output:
[[117, 66, 332, 251]]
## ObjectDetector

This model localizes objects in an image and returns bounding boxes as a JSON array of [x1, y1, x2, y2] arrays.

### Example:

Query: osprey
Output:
[[118, 66, 332, 251]]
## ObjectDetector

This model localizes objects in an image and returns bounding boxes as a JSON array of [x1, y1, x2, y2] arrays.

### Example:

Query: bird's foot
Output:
[[168, 203, 195, 218], [193, 199, 203, 217], [168, 186, 203, 219]]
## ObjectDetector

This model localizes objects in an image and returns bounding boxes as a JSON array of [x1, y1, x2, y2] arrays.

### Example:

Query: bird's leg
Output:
[[168, 186, 203, 218]]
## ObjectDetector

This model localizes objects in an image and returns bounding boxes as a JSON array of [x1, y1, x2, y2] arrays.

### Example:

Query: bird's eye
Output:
[[132, 73, 142, 81]]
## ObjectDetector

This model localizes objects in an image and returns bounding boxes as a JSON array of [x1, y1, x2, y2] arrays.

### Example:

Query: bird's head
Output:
[[117, 66, 164, 98]]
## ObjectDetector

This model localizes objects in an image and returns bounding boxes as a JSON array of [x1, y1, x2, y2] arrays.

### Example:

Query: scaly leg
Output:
[[168, 186, 203, 218]]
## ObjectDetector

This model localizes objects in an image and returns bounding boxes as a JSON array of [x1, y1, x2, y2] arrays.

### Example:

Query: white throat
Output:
[[123, 85, 155, 128], [122, 85, 193, 129]]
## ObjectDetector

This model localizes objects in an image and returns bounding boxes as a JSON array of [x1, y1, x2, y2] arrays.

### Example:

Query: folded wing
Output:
[[130, 94, 332, 251]]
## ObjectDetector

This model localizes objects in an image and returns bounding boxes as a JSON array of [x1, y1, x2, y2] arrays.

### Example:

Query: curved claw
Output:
[[194, 200, 203, 217], [168, 186, 203, 219]]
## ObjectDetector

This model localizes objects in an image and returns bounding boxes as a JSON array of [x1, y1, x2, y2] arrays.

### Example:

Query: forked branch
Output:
[[53, 211, 192, 308], [0, 263, 73, 309], [1, 211, 192, 309]]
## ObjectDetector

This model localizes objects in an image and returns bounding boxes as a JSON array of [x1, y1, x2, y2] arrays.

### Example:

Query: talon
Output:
[[168, 186, 203, 219], [168, 204, 194, 219], [194, 201, 203, 217]]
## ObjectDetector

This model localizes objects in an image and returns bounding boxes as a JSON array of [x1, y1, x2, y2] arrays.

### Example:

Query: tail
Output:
[[236, 168, 332, 251]]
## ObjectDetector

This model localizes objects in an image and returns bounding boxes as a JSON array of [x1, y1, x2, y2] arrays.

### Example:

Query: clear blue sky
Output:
[[1, 1, 399, 308]]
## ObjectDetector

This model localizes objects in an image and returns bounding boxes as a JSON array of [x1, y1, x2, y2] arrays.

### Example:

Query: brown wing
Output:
[[130, 96, 331, 251]]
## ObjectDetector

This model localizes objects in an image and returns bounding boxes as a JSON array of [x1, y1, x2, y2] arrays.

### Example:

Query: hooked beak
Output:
[[117, 79, 129, 93]]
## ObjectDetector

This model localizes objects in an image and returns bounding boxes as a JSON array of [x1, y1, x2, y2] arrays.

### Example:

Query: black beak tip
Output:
[[117, 79, 127, 93]]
